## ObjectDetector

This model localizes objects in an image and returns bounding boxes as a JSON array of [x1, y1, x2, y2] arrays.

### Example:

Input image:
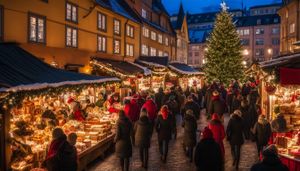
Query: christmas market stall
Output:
[[260, 53, 300, 170], [0, 44, 121, 171], [135, 56, 169, 92], [168, 62, 204, 91], [91, 57, 151, 92]]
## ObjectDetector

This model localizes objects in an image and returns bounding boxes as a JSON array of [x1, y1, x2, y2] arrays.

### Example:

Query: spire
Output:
[[178, 1, 185, 16]]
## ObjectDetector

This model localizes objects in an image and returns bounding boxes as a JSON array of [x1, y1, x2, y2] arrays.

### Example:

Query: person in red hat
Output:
[[155, 105, 173, 163], [194, 127, 223, 171], [142, 96, 158, 124], [208, 113, 225, 157], [208, 91, 226, 120]]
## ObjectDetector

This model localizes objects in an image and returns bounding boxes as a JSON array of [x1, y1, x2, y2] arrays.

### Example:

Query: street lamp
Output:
[[242, 60, 247, 65], [202, 59, 206, 64], [243, 49, 249, 56], [204, 47, 208, 52], [268, 48, 272, 54]]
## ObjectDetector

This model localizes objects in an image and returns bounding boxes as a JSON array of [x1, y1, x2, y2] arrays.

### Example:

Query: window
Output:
[[272, 28, 280, 34], [114, 19, 121, 35], [142, 44, 149, 56], [158, 50, 163, 57], [126, 25, 134, 38], [158, 34, 162, 44], [66, 2, 78, 23], [177, 39, 181, 48], [165, 37, 169, 46], [290, 23, 295, 33], [66, 26, 77, 47], [255, 28, 264, 35], [97, 35, 106, 52], [255, 38, 264, 45], [29, 13, 46, 43], [255, 49, 264, 56], [151, 31, 156, 41], [143, 27, 149, 37], [195, 58, 200, 64], [272, 38, 280, 45], [142, 9, 147, 19], [150, 47, 156, 56], [126, 44, 134, 57], [237, 29, 243, 36], [113, 39, 120, 54], [0, 6, 3, 41], [274, 18, 279, 23], [98, 12, 106, 31], [244, 29, 250, 35], [192, 46, 200, 50], [164, 52, 169, 57], [240, 39, 250, 46]]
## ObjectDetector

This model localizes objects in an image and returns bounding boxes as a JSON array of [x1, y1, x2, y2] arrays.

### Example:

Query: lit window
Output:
[[158, 50, 163, 57], [165, 37, 169, 46], [113, 39, 121, 54], [143, 27, 149, 37], [142, 9, 147, 19], [142, 44, 149, 56], [290, 23, 295, 33], [150, 47, 156, 56], [29, 13, 46, 43], [126, 25, 134, 38], [151, 31, 156, 41], [66, 26, 77, 47], [158, 34, 163, 44], [66, 2, 77, 23], [164, 52, 169, 57], [114, 19, 121, 35], [240, 39, 250, 46], [98, 35, 106, 52], [255, 28, 264, 35], [255, 49, 264, 56], [177, 39, 181, 48], [98, 12, 106, 31], [244, 29, 250, 35], [126, 44, 134, 57]]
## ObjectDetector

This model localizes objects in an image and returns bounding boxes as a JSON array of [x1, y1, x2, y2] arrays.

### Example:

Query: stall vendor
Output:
[[68, 98, 85, 122], [107, 93, 121, 114]]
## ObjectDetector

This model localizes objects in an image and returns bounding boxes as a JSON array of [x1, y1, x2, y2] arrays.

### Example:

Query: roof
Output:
[[152, 0, 170, 17], [188, 29, 212, 44], [142, 18, 170, 34], [250, 3, 282, 9], [235, 14, 280, 27], [96, 0, 140, 23], [91, 58, 151, 77], [0, 43, 119, 92], [260, 53, 300, 69], [171, 2, 185, 30], [136, 56, 169, 69], [169, 62, 203, 75]]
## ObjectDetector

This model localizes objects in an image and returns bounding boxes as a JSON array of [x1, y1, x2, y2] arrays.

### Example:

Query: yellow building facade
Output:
[[0, 0, 141, 73]]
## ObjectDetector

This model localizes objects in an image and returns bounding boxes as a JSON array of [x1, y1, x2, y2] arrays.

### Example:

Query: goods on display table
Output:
[[6, 85, 120, 171]]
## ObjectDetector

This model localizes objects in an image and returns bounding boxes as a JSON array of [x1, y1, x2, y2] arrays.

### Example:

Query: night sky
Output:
[[162, 0, 283, 14]]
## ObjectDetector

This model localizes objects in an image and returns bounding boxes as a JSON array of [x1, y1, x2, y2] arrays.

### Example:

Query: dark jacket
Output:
[[231, 95, 241, 112], [181, 101, 200, 120], [226, 114, 244, 146], [155, 114, 173, 141], [45, 136, 77, 171], [134, 115, 152, 148], [155, 90, 164, 110], [251, 155, 289, 171], [194, 138, 223, 171], [271, 115, 287, 133], [182, 113, 197, 147], [114, 115, 133, 158], [248, 104, 259, 128], [253, 120, 272, 146], [208, 96, 226, 116]]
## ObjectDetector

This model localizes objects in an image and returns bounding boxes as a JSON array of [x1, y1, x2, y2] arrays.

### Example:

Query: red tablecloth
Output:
[[280, 154, 300, 171]]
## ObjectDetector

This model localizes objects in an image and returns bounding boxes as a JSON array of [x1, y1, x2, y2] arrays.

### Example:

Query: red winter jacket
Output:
[[124, 99, 140, 123], [208, 114, 225, 157], [142, 99, 158, 122]]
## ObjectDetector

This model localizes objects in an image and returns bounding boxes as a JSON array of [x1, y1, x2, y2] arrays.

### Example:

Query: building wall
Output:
[[250, 5, 281, 16], [188, 43, 206, 67], [174, 15, 189, 63], [278, 0, 300, 55], [0, 0, 141, 73]]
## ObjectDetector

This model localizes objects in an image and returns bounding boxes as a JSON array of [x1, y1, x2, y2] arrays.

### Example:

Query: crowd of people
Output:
[[43, 79, 290, 171]]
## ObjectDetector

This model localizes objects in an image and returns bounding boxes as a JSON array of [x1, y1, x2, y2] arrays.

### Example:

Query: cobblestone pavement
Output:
[[88, 111, 258, 171]]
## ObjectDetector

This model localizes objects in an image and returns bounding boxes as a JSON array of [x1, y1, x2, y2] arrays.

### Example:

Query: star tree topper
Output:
[[220, 1, 229, 12]]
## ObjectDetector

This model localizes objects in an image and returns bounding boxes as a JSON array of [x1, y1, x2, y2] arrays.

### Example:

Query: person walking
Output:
[[253, 115, 272, 157], [194, 127, 223, 171], [166, 95, 179, 139], [155, 105, 173, 163], [155, 87, 164, 111], [43, 128, 77, 171], [142, 96, 158, 125], [115, 110, 134, 171], [182, 109, 197, 162], [251, 145, 289, 171], [208, 113, 225, 157], [226, 110, 244, 170], [181, 95, 200, 120], [240, 99, 251, 140], [208, 91, 226, 120], [134, 109, 152, 169]]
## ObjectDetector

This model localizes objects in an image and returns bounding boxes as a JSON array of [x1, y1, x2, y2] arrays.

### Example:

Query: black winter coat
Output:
[[194, 138, 223, 171], [226, 93, 234, 113], [115, 116, 133, 158], [208, 98, 226, 116], [248, 104, 258, 128], [182, 114, 197, 147], [181, 101, 200, 120], [240, 106, 251, 129], [134, 116, 152, 148], [253, 121, 272, 146], [271, 115, 287, 133], [155, 114, 173, 141], [204, 89, 213, 110], [251, 156, 289, 171], [231, 96, 241, 112], [226, 114, 244, 146], [155, 91, 164, 111]]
